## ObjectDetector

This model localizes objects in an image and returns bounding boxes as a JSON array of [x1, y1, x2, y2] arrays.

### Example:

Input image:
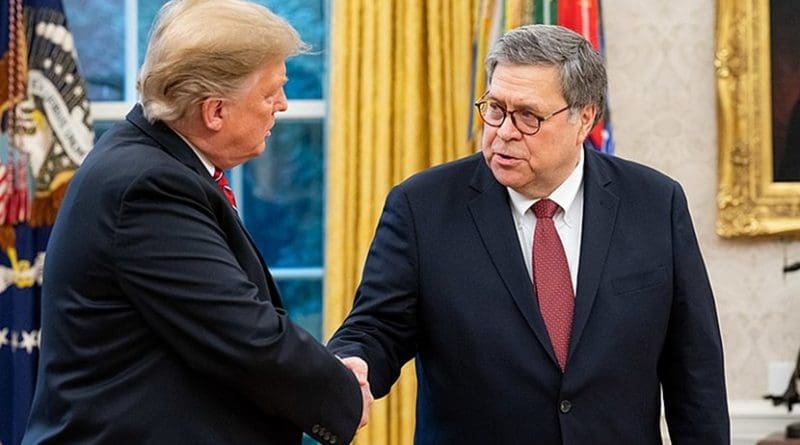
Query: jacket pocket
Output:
[[611, 266, 667, 296]]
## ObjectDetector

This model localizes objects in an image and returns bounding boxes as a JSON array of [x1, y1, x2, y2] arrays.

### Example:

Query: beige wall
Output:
[[603, 0, 800, 400]]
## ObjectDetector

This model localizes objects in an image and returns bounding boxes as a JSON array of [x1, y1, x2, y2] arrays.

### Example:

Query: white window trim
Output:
[[271, 267, 325, 280], [91, 100, 326, 121], [124, 0, 138, 102]]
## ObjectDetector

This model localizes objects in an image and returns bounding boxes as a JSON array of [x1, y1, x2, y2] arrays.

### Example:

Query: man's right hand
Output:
[[339, 356, 373, 428]]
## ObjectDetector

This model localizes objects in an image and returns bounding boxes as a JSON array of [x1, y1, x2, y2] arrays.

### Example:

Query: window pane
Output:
[[137, 1, 161, 67], [137, 0, 326, 99], [259, 0, 326, 99], [241, 120, 324, 268], [276, 279, 322, 341], [63, 0, 125, 101]]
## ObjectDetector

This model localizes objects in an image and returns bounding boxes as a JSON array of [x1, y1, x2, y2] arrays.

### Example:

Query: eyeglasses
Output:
[[474, 93, 570, 136]]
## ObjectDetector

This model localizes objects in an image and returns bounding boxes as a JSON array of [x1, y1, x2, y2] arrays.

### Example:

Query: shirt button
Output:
[[559, 399, 572, 413], [312, 424, 321, 434], [324, 432, 331, 441], [330, 435, 338, 444]]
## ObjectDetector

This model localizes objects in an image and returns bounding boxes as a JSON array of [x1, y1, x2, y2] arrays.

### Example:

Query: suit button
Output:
[[312, 424, 321, 434], [559, 400, 572, 413], [323, 432, 331, 441], [330, 435, 338, 444]]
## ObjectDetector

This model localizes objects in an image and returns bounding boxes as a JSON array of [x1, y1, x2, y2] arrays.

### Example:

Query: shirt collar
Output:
[[507, 148, 585, 224], [172, 129, 216, 176]]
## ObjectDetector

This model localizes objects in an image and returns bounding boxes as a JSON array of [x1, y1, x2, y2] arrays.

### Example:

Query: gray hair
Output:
[[485, 24, 607, 126], [137, 0, 308, 123]]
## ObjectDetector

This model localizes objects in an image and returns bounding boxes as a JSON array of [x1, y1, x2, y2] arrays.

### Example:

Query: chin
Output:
[[493, 169, 532, 189], [491, 169, 519, 187]]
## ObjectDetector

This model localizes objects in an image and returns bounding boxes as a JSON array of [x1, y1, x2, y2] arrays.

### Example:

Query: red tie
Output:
[[213, 168, 238, 211], [532, 199, 574, 372]]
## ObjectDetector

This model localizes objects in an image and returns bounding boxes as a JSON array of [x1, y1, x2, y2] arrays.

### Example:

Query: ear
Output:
[[576, 104, 598, 142], [199, 98, 226, 132]]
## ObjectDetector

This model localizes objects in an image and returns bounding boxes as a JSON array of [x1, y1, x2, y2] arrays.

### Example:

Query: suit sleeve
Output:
[[112, 166, 361, 444], [328, 186, 420, 398], [659, 182, 730, 444]]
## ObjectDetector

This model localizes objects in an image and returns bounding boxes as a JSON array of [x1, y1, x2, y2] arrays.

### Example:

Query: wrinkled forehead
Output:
[[487, 63, 565, 107]]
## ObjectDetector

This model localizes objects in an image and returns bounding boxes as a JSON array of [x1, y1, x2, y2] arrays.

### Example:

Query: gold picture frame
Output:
[[716, 0, 800, 237]]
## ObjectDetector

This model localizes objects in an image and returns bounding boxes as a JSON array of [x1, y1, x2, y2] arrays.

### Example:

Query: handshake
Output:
[[339, 356, 374, 429]]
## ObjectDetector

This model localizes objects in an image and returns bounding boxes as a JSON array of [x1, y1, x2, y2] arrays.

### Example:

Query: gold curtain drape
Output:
[[323, 1, 478, 443]]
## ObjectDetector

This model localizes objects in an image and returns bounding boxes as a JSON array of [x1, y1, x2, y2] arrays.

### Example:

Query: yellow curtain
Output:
[[324, 1, 478, 443]]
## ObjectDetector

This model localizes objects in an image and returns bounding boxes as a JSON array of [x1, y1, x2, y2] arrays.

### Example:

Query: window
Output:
[[65, 0, 329, 348]]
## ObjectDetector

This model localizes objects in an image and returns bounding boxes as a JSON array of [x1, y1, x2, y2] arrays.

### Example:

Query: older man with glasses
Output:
[[330, 24, 729, 444]]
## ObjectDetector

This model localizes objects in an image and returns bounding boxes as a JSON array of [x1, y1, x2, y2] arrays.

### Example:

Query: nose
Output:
[[496, 114, 522, 140], [274, 88, 288, 113]]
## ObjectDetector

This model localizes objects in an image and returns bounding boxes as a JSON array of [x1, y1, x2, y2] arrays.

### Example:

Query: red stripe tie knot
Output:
[[213, 168, 238, 211]]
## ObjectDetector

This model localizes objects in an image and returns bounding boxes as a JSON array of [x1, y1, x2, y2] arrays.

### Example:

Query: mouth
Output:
[[489, 150, 527, 168], [494, 152, 521, 161]]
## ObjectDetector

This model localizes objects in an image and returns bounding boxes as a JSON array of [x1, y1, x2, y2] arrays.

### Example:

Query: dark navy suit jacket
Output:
[[23, 105, 361, 445], [329, 148, 729, 444]]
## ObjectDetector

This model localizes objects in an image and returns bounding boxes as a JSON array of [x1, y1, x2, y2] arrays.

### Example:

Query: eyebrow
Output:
[[486, 95, 543, 113], [265, 77, 288, 94]]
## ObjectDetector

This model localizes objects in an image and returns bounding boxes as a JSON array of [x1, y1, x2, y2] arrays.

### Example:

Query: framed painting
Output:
[[716, 0, 800, 237]]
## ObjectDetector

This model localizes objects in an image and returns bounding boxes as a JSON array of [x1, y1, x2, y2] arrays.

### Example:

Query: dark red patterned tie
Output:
[[532, 199, 574, 372], [213, 168, 238, 211]]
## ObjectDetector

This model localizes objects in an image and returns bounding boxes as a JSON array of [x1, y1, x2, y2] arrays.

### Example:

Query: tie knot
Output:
[[532, 199, 559, 219], [213, 167, 225, 183], [212, 167, 238, 210]]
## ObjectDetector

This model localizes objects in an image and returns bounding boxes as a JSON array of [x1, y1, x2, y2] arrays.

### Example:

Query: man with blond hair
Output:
[[23, 1, 369, 444]]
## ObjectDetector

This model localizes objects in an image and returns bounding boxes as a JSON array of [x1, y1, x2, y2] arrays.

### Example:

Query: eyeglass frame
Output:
[[474, 92, 571, 136]]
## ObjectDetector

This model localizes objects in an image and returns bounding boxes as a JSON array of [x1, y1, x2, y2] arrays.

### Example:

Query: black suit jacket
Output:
[[23, 105, 360, 445], [329, 148, 729, 444]]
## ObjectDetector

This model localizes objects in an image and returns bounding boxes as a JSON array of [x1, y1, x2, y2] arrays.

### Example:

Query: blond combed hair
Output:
[[137, 0, 307, 123]]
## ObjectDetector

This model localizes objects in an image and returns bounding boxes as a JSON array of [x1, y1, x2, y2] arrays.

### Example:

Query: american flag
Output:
[[1, 1, 92, 444]]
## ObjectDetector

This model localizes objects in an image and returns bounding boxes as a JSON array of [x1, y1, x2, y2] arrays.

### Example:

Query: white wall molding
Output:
[[730, 399, 800, 445]]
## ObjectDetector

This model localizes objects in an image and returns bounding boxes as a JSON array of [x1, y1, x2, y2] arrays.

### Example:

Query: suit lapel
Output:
[[126, 104, 207, 175], [568, 147, 619, 362], [236, 217, 285, 309], [467, 158, 559, 367]]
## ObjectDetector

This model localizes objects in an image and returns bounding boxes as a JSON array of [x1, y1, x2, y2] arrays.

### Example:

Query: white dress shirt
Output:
[[507, 149, 584, 292]]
